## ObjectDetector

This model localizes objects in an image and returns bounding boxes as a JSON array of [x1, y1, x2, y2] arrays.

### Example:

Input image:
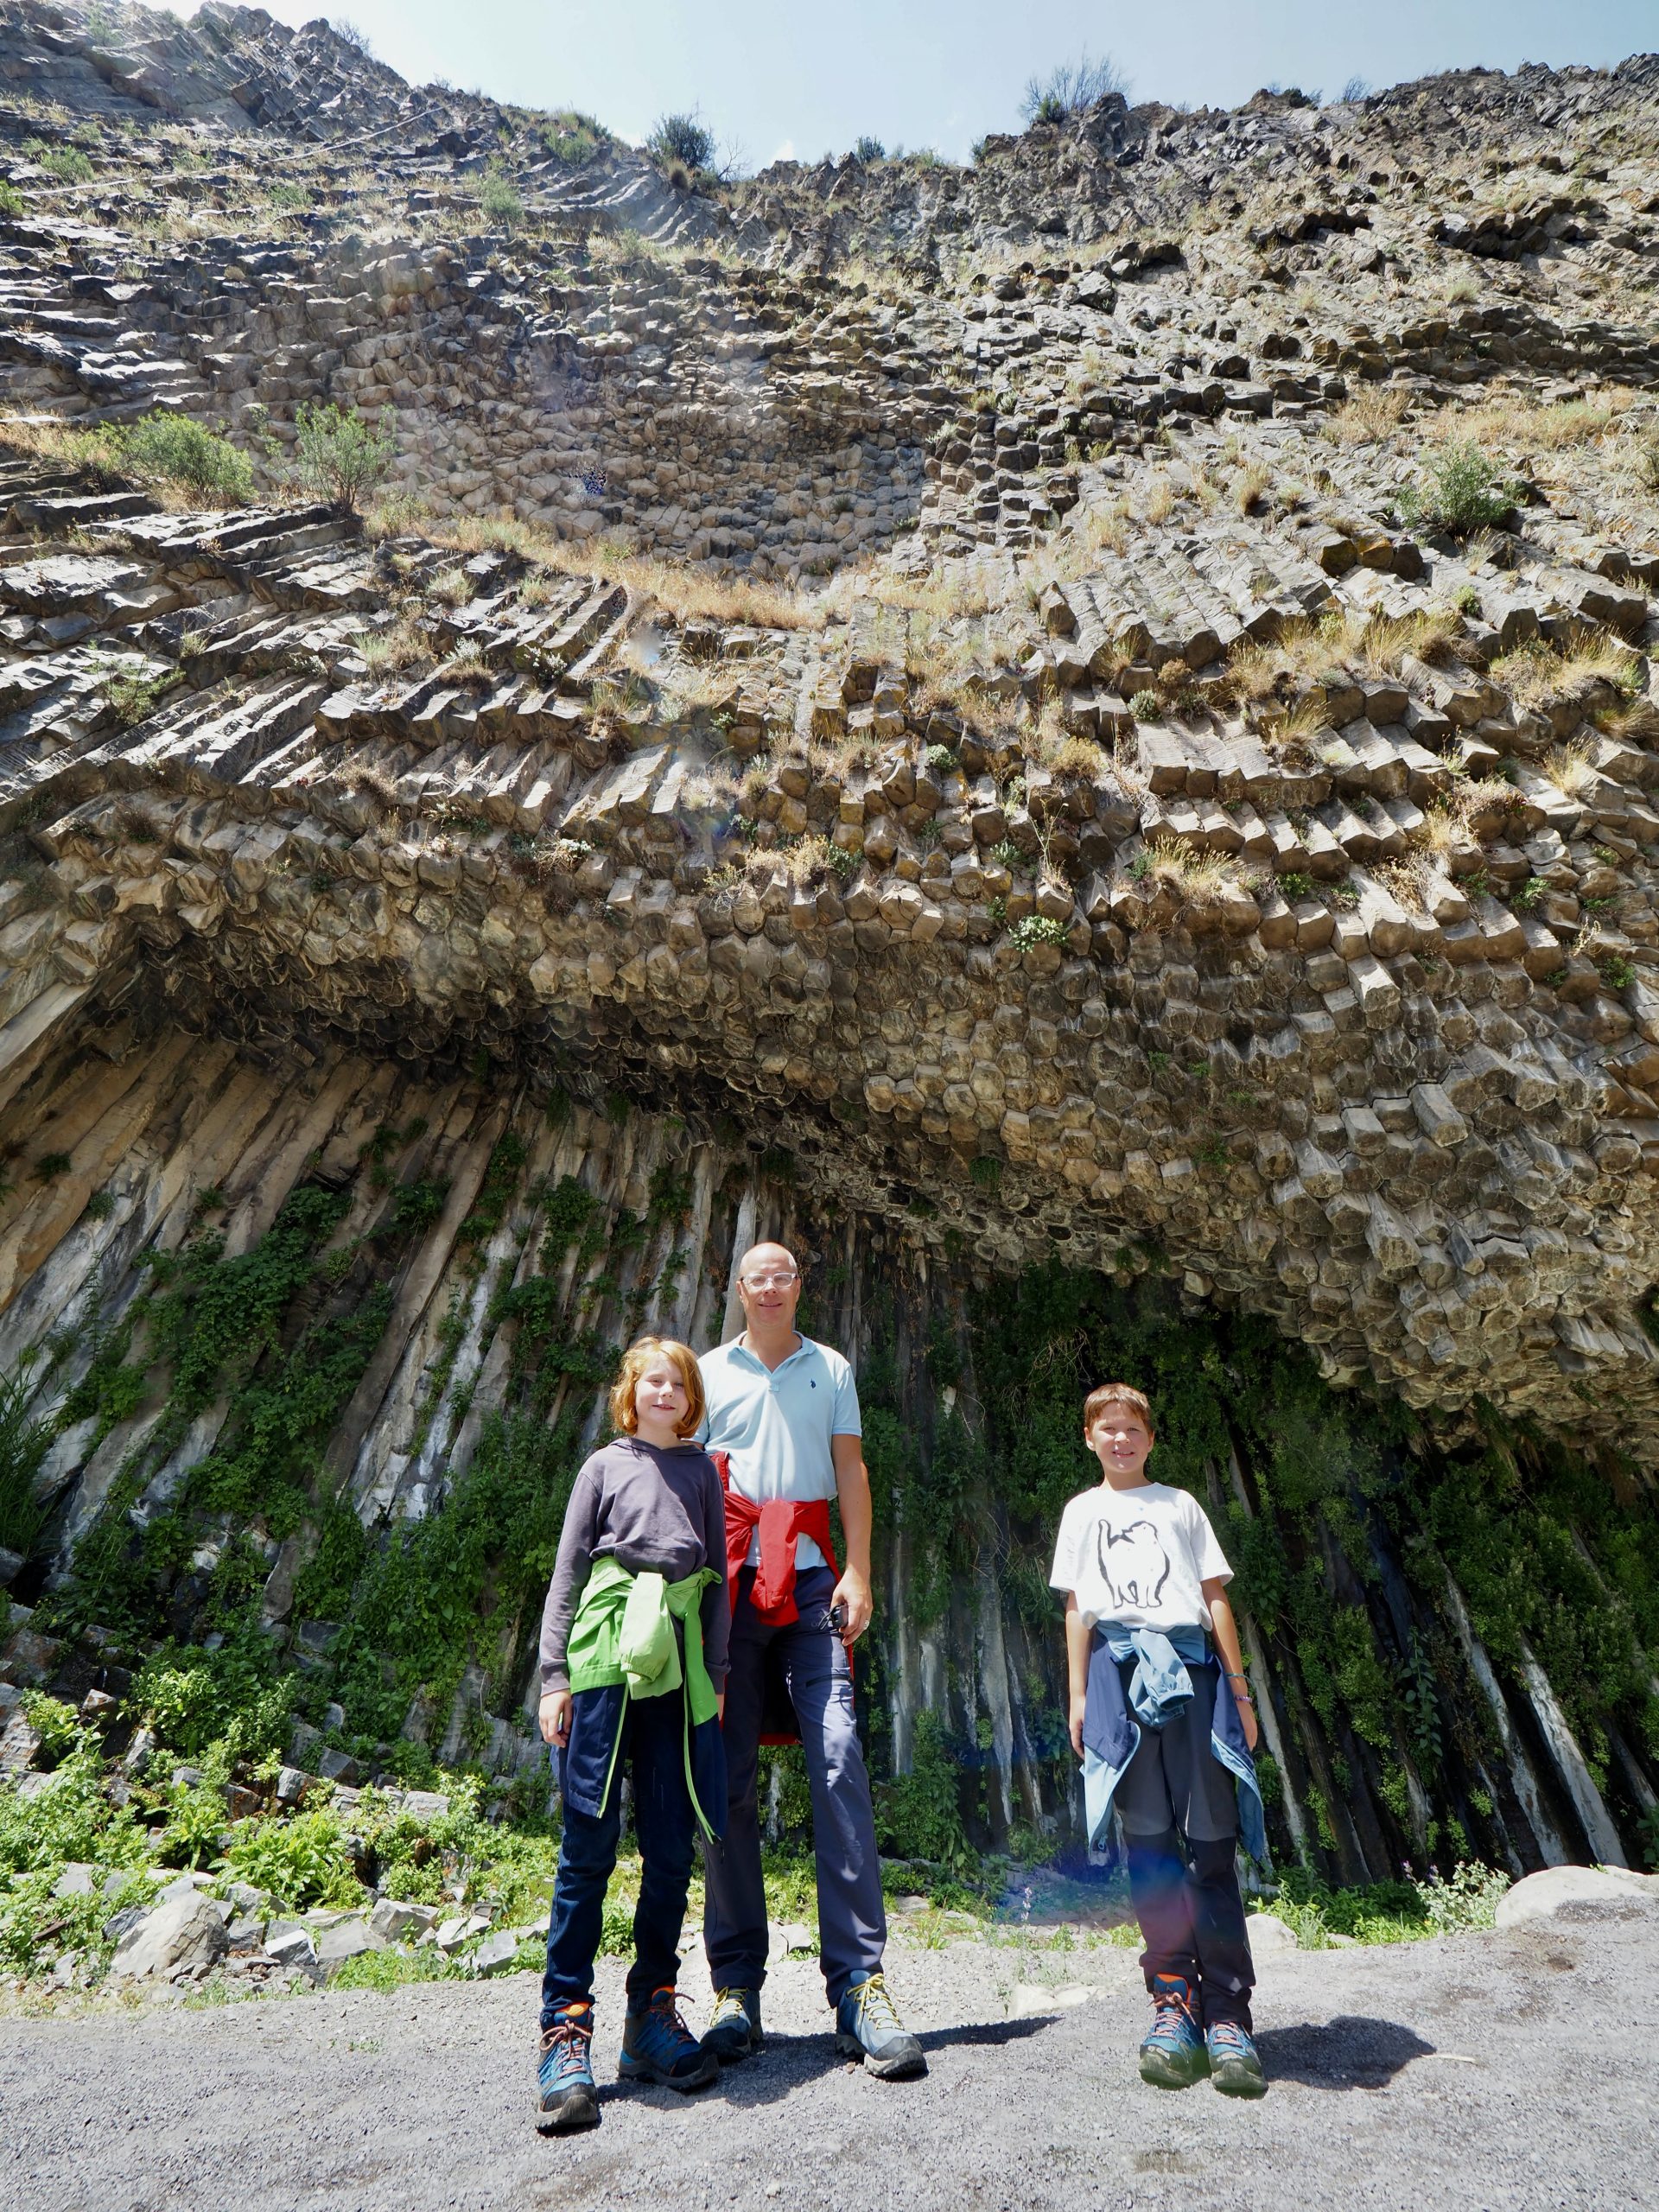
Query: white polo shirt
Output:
[[697, 1333, 861, 1570]]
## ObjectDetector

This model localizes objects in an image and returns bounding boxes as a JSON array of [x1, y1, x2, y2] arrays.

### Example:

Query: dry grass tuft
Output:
[[353, 617, 429, 677], [434, 645, 494, 685], [1234, 460, 1273, 515], [1357, 604, 1463, 674], [1142, 837, 1232, 897], [1541, 740, 1597, 798], [1492, 626, 1637, 709], [1324, 388, 1411, 447], [1438, 387, 1637, 454]]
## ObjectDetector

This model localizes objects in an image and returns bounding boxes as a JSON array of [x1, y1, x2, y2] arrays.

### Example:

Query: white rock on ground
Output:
[[1246, 1911, 1300, 1955], [109, 1893, 229, 1981], [1493, 1865, 1659, 1928]]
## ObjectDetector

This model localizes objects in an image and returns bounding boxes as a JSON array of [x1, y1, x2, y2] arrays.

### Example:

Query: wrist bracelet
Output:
[[1224, 1670, 1248, 1681]]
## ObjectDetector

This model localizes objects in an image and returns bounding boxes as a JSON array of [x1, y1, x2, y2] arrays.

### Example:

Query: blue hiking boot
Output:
[[834, 1973, 927, 2080], [1205, 2018, 1267, 2097], [537, 2000, 599, 2133], [620, 1986, 719, 2093], [1139, 1974, 1208, 2088], [702, 1985, 763, 2064]]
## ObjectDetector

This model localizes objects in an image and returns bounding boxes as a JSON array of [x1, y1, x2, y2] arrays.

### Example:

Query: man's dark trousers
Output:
[[704, 1563, 886, 2005]]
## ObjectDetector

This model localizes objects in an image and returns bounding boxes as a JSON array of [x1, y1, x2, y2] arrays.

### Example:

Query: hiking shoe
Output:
[[1139, 1974, 1208, 2089], [834, 1973, 927, 2080], [537, 2002, 599, 2132], [619, 1987, 719, 2093], [1205, 2019, 1267, 2098], [702, 1985, 763, 2063]]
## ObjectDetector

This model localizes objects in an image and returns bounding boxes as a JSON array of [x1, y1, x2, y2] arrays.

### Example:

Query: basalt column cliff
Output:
[[1, 3, 1657, 1884]]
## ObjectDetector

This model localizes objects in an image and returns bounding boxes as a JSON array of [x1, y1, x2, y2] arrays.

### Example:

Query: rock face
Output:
[[3, 9, 1659, 1881]]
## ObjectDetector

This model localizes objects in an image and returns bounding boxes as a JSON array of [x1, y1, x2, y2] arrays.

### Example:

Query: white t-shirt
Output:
[[1048, 1480, 1231, 1633]]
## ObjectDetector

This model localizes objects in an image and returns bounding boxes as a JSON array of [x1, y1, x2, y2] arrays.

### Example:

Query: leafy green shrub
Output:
[[159, 1777, 228, 1867], [103, 664, 185, 728], [853, 136, 886, 163], [1399, 442, 1517, 535], [0, 1739, 147, 1877], [29, 143, 95, 184], [0, 1359, 53, 1558], [0, 182, 23, 217], [219, 1808, 361, 1908], [543, 111, 603, 166], [331, 1944, 454, 1990], [1129, 689, 1159, 721], [1007, 913, 1068, 950], [646, 111, 714, 172], [874, 1710, 971, 1868], [476, 161, 523, 233], [1415, 1860, 1510, 1932], [267, 181, 312, 213], [292, 401, 396, 513], [22, 1693, 79, 1763], [105, 413, 255, 505]]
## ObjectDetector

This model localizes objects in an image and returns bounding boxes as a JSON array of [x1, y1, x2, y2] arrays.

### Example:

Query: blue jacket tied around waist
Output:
[[1080, 1622, 1268, 1868]]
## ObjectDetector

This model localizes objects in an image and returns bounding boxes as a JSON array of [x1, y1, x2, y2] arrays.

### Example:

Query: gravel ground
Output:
[[2, 1902, 1655, 2212]]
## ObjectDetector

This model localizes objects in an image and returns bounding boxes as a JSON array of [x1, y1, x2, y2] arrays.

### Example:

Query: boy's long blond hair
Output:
[[609, 1337, 705, 1438], [1082, 1382, 1157, 1440]]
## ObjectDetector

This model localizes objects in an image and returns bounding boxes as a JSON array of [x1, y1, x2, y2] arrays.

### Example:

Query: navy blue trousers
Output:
[[541, 1684, 697, 2024], [703, 1564, 887, 2006]]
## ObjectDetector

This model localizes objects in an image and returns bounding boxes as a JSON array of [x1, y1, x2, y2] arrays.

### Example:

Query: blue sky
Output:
[[176, 1, 1657, 166]]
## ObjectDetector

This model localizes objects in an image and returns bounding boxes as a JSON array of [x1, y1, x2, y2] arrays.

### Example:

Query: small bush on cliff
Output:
[[293, 402, 397, 514], [646, 110, 715, 173], [106, 413, 255, 506], [1398, 442, 1517, 535], [476, 160, 523, 234], [543, 111, 604, 166], [1020, 53, 1130, 127]]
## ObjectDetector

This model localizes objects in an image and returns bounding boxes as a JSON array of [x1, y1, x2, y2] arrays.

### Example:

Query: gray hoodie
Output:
[[537, 1436, 729, 1694]]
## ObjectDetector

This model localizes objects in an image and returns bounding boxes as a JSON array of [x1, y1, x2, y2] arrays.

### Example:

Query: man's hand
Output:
[[830, 1563, 872, 1644], [715, 1690, 725, 1723], [1069, 1691, 1088, 1760], [539, 1689, 572, 1747], [1236, 1694, 1260, 1754]]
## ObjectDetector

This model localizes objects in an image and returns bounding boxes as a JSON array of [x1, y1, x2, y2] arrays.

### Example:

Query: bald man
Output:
[[696, 1243, 925, 2080]]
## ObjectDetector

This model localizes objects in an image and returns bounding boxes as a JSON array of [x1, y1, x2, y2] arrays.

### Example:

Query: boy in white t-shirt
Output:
[[1050, 1382, 1268, 2098]]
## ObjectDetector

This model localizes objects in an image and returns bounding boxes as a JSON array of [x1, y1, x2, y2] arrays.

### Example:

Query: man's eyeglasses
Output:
[[741, 1270, 798, 1290]]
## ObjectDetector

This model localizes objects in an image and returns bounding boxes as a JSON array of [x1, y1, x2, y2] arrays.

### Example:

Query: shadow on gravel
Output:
[[916, 2018, 1055, 2052], [1254, 2016, 1435, 2089]]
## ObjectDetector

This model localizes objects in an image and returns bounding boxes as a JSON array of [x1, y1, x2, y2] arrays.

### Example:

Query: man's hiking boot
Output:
[[834, 1973, 927, 2079], [619, 1986, 719, 2092], [1205, 2019, 1267, 2097], [702, 1985, 763, 2063], [1138, 1974, 1208, 2088], [537, 2001, 599, 2132]]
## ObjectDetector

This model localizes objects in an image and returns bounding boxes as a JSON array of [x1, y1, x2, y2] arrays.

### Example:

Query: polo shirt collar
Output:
[[729, 1331, 809, 1371]]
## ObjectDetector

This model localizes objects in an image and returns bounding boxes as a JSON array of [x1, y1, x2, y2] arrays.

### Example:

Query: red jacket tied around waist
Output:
[[713, 1449, 839, 1622]]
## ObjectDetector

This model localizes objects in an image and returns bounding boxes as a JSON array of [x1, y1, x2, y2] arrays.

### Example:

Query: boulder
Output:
[[1245, 1911, 1300, 1955], [472, 1928, 523, 1977], [1494, 1866, 1659, 1929], [110, 1891, 229, 1980], [264, 1923, 322, 1980], [315, 1915, 385, 1974], [368, 1896, 440, 1941]]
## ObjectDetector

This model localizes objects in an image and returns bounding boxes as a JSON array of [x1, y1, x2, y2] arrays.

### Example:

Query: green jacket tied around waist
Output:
[[565, 1555, 721, 1835]]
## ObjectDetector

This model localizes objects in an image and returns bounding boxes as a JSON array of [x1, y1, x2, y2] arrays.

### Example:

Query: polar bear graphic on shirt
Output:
[[1096, 1518, 1172, 1612]]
